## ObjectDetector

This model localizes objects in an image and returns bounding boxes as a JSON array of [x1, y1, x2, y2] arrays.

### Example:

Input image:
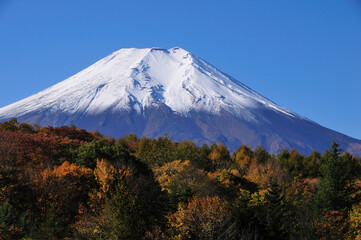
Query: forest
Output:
[[0, 118, 361, 240]]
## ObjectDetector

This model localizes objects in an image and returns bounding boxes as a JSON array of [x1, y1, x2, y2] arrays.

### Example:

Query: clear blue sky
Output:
[[1, 0, 360, 139]]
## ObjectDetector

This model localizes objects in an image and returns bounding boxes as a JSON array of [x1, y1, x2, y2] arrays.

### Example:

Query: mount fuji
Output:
[[1, 47, 360, 155]]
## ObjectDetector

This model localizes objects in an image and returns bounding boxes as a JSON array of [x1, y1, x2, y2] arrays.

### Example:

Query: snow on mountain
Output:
[[0, 47, 297, 120], [1, 47, 360, 155]]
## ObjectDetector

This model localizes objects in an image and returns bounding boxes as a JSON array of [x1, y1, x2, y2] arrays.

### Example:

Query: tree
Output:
[[315, 142, 354, 212], [168, 196, 237, 240], [285, 176, 318, 239], [0, 201, 30, 240], [277, 149, 290, 167], [232, 145, 253, 169], [304, 150, 321, 178], [75, 159, 167, 239], [30, 161, 93, 239], [74, 138, 131, 169], [174, 140, 212, 170], [277, 148, 306, 177], [348, 203, 361, 239], [253, 146, 270, 164], [208, 168, 258, 201], [0, 118, 34, 133], [315, 210, 348, 240], [135, 135, 176, 167], [244, 157, 289, 190], [208, 142, 232, 169], [122, 133, 139, 153], [264, 177, 287, 239], [154, 160, 214, 212], [231, 189, 265, 239]]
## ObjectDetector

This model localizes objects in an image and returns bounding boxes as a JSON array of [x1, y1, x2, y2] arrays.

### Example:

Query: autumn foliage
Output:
[[1, 118, 361, 239]]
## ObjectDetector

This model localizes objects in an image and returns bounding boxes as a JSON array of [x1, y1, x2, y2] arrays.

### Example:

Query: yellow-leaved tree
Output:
[[168, 196, 237, 240], [154, 160, 215, 212]]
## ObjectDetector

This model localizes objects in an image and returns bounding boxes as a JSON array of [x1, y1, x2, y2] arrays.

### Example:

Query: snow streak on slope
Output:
[[0, 47, 301, 123]]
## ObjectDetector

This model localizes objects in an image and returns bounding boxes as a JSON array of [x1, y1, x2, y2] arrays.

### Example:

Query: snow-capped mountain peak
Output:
[[0, 47, 297, 121], [1, 47, 360, 155]]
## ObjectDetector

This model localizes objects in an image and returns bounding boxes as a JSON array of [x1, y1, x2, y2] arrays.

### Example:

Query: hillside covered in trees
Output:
[[1, 118, 361, 239]]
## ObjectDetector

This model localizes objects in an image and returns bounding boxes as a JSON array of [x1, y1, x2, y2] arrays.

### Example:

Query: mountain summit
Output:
[[1, 47, 360, 155]]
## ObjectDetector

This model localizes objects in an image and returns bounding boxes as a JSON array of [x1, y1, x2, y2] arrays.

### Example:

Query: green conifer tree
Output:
[[315, 141, 352, 212], [265, 177, 287, 239]]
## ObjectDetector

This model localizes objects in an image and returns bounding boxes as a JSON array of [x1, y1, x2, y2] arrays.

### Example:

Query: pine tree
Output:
[[265, 177, 287, 239], [315, 141, 352, 212]]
